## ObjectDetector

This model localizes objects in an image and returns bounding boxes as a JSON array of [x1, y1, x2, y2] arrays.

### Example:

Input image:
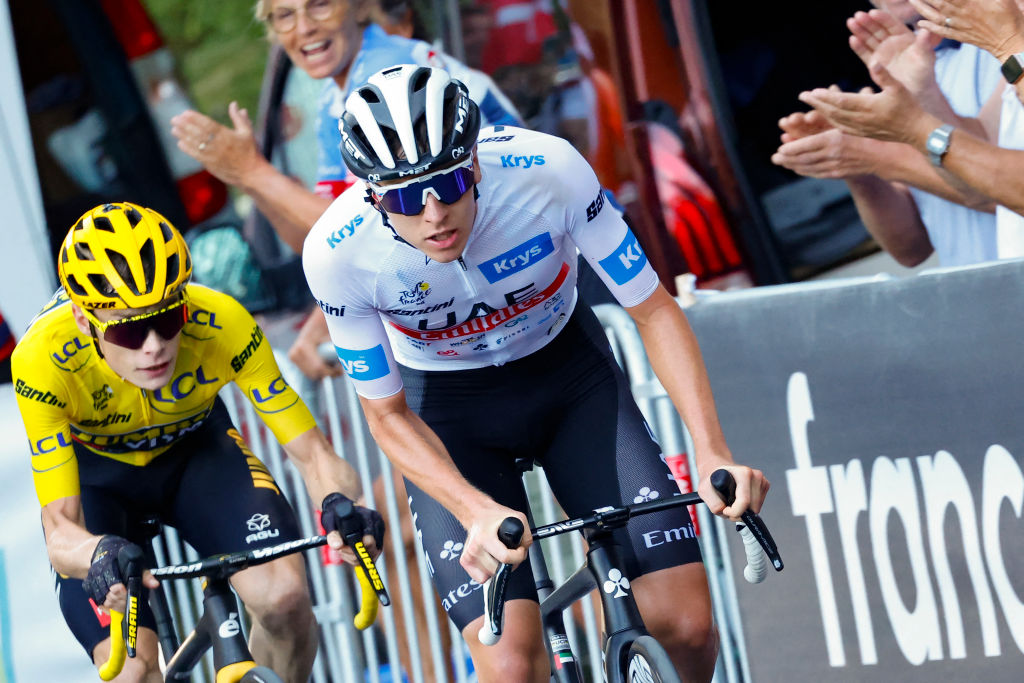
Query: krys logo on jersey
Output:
[[333, 344, 390, 382], [783, 372, 1024, 670], [479, 233, 555, 284], [326, 215, 363, 249]]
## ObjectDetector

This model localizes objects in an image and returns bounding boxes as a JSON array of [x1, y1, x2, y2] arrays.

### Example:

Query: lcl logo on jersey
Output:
[[152, 367, 220, 402], [479, 233, 555, 283]]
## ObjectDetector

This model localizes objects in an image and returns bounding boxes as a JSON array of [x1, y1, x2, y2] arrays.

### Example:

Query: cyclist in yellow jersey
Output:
[[12, 202, 384, 683]]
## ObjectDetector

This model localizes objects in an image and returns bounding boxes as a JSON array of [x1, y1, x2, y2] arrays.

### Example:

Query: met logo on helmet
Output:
[[454, 94, 470, 134], [478, 233, 555, 283]]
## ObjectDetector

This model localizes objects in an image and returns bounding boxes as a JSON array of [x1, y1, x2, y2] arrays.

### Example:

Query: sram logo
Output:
[[326, 215, 363, 248], [500, 154, 545, 169]]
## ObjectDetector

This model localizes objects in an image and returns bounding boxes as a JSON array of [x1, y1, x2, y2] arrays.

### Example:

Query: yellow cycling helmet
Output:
[[58, 202, 192, 310]]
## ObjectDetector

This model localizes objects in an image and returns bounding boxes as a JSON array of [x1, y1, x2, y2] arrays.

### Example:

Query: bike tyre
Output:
[[240, 665, 286, 683], [624, 635, 682, 683]]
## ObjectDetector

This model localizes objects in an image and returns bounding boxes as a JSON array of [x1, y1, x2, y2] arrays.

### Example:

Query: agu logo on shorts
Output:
[[334, 344, 389, 381], [599, 231, 648, 285]]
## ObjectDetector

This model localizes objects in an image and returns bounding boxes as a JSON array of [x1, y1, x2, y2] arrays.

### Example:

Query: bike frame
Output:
[[527, 496, 704, 683], [162, 573, 256, 681]]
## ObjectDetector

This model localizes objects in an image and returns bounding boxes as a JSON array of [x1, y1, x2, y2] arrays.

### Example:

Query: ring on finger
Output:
[[944, 16, 952, 27], [197, 131, 215, 151]]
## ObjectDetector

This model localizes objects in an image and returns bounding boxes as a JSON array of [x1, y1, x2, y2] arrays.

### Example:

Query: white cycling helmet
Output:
[[340, 64, 481, 182]]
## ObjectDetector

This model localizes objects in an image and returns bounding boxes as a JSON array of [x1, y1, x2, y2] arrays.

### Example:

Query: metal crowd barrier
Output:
[[157, 301, 746, 682]]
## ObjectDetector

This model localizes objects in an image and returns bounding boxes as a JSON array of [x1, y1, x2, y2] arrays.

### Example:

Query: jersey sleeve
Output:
[[218, 295, 318, 444], [556, 139, 660, 307], [302, 213, 404, 400], [11, 343, 79, 507]]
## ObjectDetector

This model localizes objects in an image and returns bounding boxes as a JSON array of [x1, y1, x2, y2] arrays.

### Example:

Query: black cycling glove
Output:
[[83, 535, 145, 606], [320, 493, 385, 549]]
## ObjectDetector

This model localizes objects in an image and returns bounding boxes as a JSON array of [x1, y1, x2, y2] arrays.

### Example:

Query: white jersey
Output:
[[303, 126, 659, 399]]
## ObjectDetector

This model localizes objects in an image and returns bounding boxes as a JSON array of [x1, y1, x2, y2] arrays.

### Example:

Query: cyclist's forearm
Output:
[[41, 498, 100, 579], [359, 393, 492, 523], [240, 161, 333, 253], [283, 427, 363, 505], [628, 288, 731, 466]]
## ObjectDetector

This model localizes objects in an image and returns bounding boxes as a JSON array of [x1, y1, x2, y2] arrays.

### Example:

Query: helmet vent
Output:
[[74, 242, 95, 261], [139, 238, 156, 293], [411, 69, 431, 92], [360, 89, 380, 104], [93, 216, 115, 233], [159, 221, 173, 243], [61, 246, 70, 264], [125, 205, 144, 228], [88, 273, 116, 298], [166, 252, 180, 288], [65, 274, 88, 296], [73, 218, 85, 232], [105, 249, 140, 296]]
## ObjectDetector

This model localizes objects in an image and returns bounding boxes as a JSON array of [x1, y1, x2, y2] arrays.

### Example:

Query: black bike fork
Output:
[[586, 531, 649, 683]]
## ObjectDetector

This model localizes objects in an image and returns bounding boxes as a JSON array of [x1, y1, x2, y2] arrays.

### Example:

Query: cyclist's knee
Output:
[[251, 581, 314, 634]]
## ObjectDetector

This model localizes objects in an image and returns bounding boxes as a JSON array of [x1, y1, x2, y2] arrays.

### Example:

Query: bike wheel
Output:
[[624, 635, 682, 683], [240, 665, 286, 683]]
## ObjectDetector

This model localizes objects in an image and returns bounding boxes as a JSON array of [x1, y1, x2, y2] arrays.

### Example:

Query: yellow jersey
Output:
[[12, 284, 317, 507]]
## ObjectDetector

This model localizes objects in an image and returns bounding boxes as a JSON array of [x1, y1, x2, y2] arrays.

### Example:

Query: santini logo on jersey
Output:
[[334, 344, 389, 381], [599, 231, 648, 286], [500, 154, 545, 168], [316, 299, 345, 317], [15, 379, 67, 408], [326, 216, 363, 249], [478, 233, 555, 283]]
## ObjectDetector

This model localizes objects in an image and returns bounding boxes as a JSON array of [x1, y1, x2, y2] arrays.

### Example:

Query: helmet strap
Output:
[[86, 321, 106, 360]]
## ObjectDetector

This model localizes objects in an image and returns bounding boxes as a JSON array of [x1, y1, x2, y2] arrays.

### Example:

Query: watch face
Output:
[[927, 137, 943, 154], [1003, 55, 1024, 83]]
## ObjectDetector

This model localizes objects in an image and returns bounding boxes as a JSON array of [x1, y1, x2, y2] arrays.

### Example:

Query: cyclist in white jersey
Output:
[[303, 64, 770, 682]]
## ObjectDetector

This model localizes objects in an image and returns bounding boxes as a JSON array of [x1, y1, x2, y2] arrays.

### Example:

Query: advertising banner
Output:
[[686, 261, 1024, 681]]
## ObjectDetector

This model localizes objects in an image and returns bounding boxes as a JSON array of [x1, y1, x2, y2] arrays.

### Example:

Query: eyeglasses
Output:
[[82, 295, 189, 350], [266, 0, 339, 33], [370, 159, 476, 216]]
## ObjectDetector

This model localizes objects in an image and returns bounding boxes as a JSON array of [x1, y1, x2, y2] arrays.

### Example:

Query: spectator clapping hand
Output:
[[848, 9, 942, 101], [798, 62, 935, 146], [909, 0, 1024, 60], [171, 102, 265, 190]]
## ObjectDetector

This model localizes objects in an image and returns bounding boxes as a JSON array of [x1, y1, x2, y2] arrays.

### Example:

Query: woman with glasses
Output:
[[303, 65, 772, 683], [11, 202, 384, 683], [171, 0, 520, 382]]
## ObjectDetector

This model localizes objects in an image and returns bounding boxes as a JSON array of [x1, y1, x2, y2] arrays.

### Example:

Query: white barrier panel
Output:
[[681, 259, 1024, 681]]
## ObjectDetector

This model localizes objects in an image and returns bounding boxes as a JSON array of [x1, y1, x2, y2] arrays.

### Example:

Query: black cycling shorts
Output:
[[399, 303, 701, 631], [54, 398, 300, 659]]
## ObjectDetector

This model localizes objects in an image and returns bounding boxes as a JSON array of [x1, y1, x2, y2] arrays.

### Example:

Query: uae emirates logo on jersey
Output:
[[398, 282, 431, 305]]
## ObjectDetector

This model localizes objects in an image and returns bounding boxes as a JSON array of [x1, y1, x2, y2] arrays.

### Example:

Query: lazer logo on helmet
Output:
[[334, 344, 389, 381], [326, 216, 363, 249], [479, 233, 555, 283], [599, 231, 648, 285], [500, 154, 545, 169]]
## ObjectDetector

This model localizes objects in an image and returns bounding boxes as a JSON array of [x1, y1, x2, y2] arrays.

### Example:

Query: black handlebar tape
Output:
[[498, 517, 525, 549]]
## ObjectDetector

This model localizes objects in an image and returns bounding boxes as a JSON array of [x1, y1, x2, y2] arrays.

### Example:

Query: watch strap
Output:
[[1002, 53, 1024, 84], [926, 124, 955, 167]]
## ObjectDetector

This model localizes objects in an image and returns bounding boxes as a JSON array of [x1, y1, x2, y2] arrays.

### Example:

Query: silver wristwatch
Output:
[[926, 124, 954, 167]]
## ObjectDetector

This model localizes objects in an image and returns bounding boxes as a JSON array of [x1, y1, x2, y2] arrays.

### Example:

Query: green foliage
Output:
[[142, 0, 270, 124]]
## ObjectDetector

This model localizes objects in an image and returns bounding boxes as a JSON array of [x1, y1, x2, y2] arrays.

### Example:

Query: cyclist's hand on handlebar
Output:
[[460, 504, 530, 585], [83, 536, 158, 613], [320, 492, 386, 562], [698, 463, 770, 521]]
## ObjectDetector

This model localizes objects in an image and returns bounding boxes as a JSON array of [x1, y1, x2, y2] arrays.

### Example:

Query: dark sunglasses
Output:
[[371, 161, 475, 216], [84, 296, 189, 350]]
